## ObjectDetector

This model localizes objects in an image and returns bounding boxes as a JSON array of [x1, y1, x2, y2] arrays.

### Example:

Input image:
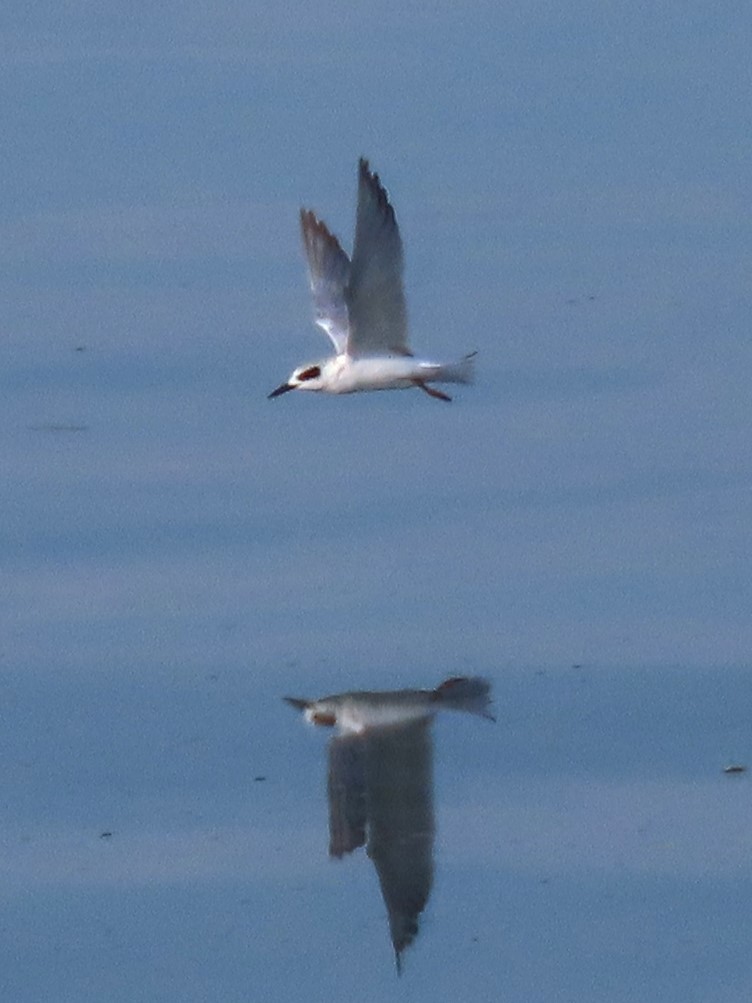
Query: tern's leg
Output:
[[414, 380, 452, 402]]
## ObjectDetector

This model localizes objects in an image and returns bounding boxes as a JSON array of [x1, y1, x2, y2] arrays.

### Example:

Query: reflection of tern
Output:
[[268, 159, 476, 402], [284, 677, 494, 971]]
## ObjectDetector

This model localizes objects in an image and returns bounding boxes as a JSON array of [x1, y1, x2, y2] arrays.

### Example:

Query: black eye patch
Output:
[[298, 366, 321, 381]]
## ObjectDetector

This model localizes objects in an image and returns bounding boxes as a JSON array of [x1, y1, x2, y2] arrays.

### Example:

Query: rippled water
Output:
[[3, 3, 752, 1000]]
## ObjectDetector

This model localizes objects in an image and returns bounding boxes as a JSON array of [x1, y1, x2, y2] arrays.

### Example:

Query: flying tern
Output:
[[268, 159, 476, 402], [284, 676, 494, 971]]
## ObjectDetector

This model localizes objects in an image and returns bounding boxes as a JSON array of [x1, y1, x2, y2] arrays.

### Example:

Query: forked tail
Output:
[[439, 351, 476, 385], [432, 676, 495, 720]]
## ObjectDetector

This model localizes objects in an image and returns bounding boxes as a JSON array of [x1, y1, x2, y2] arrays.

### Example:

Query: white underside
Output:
[[318, 354, 472, 394], [305, 697, 435, 734], [336, 701, 434, 734]]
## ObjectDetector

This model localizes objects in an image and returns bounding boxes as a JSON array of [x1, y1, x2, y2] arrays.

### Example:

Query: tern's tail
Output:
[[432, 676, 494, 720], [436, 352, 476, 385]]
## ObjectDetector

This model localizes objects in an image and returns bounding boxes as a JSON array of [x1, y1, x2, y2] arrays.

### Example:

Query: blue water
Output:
[[3, 2, 752, 1000]]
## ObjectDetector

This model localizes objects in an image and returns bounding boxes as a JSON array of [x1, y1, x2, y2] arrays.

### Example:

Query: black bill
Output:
[[268, 383, 294, 399]]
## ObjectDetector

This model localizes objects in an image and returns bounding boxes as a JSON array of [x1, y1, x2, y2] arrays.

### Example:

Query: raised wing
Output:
[[300, 209, 351, 354], [363, 718, 434, 971], [346, 159, 411, 358]]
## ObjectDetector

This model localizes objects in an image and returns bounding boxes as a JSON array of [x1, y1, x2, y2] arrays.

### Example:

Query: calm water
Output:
[[3, 3, 752, 1000]]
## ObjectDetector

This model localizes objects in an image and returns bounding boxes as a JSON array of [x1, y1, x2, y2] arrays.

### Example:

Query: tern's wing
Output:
[[363, 718, 434, 971], [328, 733, 367, 858], [345, 159, 411, 358], [300, 209, 351, 354]]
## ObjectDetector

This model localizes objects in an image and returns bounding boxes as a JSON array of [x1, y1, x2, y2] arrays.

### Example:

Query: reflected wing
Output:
[[300, 210, 351, 354], [346, 160, 411, 358], [363, 718, 434, 969], [328, 734, 367, 858]]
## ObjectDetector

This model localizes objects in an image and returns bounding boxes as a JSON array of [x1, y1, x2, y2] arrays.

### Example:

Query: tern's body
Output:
[[285, 676, 494, 733], [293, 353, 471, 397], [268, 159, 475, 402]]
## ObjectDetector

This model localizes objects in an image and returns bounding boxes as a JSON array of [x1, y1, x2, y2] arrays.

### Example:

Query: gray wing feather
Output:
[[328, 734, 367, 858], [346, 159, 411, 358], [300, 209, 351, 354], [364, 718, 434, 967]]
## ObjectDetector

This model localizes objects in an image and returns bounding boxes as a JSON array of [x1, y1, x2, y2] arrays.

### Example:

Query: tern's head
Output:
[[284, 696, 338, 727], [268, 360, 330, 398]]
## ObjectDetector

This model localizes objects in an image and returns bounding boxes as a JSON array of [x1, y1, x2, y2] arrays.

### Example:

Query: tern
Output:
[[284, 677, 494, 971], [268, 159, 476, 402]]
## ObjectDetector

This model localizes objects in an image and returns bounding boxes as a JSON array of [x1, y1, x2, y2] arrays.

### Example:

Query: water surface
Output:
[[2, 3, 751, 1000]]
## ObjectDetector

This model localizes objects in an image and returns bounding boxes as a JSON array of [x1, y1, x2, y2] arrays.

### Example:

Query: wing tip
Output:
[[300, 210, 349, 271], [358, 157, 395, 223], [300, 208, 332, 244]]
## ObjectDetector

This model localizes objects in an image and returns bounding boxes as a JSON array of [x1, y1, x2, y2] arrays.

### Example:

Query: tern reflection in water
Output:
[[284, 677, 494, 972]]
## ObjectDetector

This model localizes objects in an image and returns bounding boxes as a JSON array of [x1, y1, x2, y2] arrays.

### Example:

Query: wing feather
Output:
[[328, 734, 367, 858], [300, 209, 351, 354], [364, 718, 433, 967], [346, 159, 411, 358]]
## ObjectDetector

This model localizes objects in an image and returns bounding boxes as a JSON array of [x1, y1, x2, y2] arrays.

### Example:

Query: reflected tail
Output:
[[433, 676, 494, 721]]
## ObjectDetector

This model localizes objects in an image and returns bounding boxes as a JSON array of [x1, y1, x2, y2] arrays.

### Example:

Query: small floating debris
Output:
[[723, 764, 747, 775], [253, 776, 267, 783], [99, 831, 113, 839]]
